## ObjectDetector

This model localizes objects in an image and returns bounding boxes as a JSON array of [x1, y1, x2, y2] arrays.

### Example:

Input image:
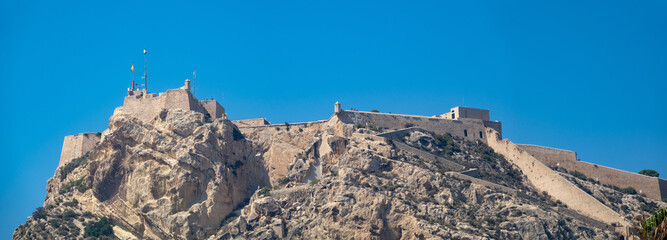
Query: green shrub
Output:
[[62, 209, 78, 221], [619, 186, 637, 195], [309, 179, 320, 186], [48, 219, 61, 228], [639, 169, 660, 177], [60, 177, 88, 194], [277, 177, 290, 185], [84, 217, 113, 237], [434, 133, 460, 156], [63, 199, 78, 207], [82, 211, 94, 218], [32, 207, 47, 220], [371, 109, 380, 113], [258, 186, 271, 196], [224, 215, 237, 224], [60, 153, 89, 180], [284, 122, 290, 131], [354, 123, 365, 129], [568, 171, 587, 180]]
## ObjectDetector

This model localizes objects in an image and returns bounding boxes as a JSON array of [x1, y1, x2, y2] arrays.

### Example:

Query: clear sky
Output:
[[1, 0, 666, 237]]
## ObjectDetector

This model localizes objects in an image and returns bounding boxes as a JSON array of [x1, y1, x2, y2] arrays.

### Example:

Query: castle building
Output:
[[114, 79, 226, 123], [436, 106, 490, 121]]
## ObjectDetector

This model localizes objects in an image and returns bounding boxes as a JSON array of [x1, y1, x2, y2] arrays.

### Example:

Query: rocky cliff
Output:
[[13, 109, 665, 239]]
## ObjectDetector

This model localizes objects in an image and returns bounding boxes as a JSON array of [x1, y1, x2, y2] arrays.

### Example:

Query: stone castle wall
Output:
[[59, 133, 100, 167], [232, 118, 270, 127], [518, 144, 666, 201], [201, 100, 225, 118], [114, 87, 224, 123], [337, 111, 501, 141], [484, 128, 627, 226]]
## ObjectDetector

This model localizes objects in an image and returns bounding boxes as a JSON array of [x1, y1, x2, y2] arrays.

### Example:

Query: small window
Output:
[[464, 129, 467, 137], [479, 131, 483, 138], [452, 113, 455, 119]]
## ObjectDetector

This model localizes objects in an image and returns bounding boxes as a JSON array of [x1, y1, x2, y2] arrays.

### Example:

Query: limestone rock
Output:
[[15, 107, 664, 240]]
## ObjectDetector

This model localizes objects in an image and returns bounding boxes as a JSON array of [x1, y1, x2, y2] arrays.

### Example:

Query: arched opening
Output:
[[464, 129, 468, 137]]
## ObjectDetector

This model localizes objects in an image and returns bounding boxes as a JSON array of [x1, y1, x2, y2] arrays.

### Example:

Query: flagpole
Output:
[[193, 69, 196, 96], [132, 62, 135, 91]]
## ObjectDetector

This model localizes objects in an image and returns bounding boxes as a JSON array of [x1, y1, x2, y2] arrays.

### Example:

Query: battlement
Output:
[[113, 80, 226, 122]]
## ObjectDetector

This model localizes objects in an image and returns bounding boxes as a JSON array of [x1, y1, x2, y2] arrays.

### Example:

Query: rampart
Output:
[[232, 118, 270, 127], [201, 100, 225, 119], [484, 128, 626, 226], [113, 81, 225, 123], [518, 144, 667, 201], [337, 111, 502, 141], [59, 133, 100, 168]]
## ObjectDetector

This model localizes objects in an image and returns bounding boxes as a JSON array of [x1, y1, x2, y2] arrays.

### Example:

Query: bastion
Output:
[[59, 80, 226, 165], [114, 79, 226, 123], [58, 133, 101, 168]]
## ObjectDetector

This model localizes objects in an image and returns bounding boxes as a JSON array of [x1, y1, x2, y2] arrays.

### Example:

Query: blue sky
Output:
[[1, 0, 666, 237]]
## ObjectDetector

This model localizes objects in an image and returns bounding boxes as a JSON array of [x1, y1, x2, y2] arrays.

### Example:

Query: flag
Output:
[[131, 64, 134, 72]]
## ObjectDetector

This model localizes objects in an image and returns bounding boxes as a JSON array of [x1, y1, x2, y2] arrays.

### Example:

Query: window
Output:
[[464, 129, 467, 137], [479, 131, 483, 138], [452, 113, 455, 119]]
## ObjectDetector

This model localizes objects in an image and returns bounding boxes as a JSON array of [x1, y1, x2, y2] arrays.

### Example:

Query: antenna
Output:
[[143, 48, 148, 92], [193, 68, 196, 96]]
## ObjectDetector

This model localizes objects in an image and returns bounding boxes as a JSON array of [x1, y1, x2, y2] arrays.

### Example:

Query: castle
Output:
[[59, 81, 665, 233]]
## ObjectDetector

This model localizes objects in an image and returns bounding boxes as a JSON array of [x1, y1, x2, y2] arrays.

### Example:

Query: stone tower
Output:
[[184, 79, 191, 91], [335, 101, 341, 113]]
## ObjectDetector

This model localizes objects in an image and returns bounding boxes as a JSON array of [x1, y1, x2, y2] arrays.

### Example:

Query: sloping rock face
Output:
[[211, 119, 624, 240], [14, 109, 269, 239]]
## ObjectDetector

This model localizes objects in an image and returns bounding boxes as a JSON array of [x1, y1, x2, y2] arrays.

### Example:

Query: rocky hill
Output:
[[13, 109, 665, 239]]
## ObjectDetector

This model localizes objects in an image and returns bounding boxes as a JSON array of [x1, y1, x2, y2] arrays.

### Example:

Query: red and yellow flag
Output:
[[131, 64, 135, 72]]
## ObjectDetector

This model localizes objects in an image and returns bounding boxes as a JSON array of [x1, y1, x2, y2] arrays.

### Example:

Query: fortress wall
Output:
[[114, 89, 213, 123], [115, 95, 165, 123], [519, 144, 665, 200], [376, 127, 423, 139], [660, 179, 667, 200], [338, 111, 494, 142], [485, 128, 626, 226], [482, 121, 502, 137], [233, 118, 270, 127], [516, 145, 577, 163], [59, 133, 100, 168], [201, 100, 225, 118]]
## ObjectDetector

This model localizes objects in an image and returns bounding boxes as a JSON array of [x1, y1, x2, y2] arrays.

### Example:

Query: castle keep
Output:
[[59, 80, 225, 167], [115, 79, 226, 123], [59, 82, 665, 233]]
